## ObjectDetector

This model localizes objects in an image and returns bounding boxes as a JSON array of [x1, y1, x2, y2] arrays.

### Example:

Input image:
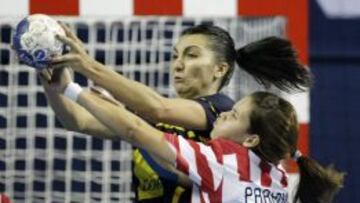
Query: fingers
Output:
[[37, 72, 47, 83], [52, 54, 78, 64], [51, 54, 81, 72], [46, 68, 54, 79], [50, 67, 66, 83], [56, 34, 80, 52], [37, 69, 52, 87], [51, 63, 71, 70], [58, 21, 84, 45], [58, 21, 76, 39], [38, 73, 49, 87], [38, 68, 53, 81]]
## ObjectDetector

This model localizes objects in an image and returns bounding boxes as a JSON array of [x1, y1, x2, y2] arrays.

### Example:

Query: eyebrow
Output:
[[233, 108, 240, 117], [173, 45, 201, 54]]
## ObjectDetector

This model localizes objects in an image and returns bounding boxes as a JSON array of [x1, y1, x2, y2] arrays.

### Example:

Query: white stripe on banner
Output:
[[183, 0, 237, 17], [79, 0, 133, 16], [282, 91, 310, 123], [317, 0, 360, 18], [0, 0, 29, 16]]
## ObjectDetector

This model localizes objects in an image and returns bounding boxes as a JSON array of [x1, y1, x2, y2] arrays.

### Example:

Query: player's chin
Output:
[[174, 84, 187, 95], [209, 130, 216, 139], [210, 126, 222, 139]]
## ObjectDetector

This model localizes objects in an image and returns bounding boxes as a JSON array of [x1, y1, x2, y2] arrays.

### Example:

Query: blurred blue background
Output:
[[310, 1, 360, 202]]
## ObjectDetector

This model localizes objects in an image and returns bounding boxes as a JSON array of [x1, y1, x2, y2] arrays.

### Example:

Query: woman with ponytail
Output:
[[248, 92, 344, 203], [41, 24, 312, 202]]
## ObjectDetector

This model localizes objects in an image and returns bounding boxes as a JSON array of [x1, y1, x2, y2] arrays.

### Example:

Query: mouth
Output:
[[213, 119, 220, 127], [173, 76, 184, 83]]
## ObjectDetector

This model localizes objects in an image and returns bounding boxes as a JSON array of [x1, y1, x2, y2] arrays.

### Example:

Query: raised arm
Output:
[[40, 68, 190, 186], [40, 68, 117, 139], [51, 23, 208, 130], [75, 88, 178, 167]]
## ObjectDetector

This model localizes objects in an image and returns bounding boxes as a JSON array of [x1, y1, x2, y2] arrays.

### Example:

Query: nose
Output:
[[219, 112, 229, 120], [172, 58, 184, 72]]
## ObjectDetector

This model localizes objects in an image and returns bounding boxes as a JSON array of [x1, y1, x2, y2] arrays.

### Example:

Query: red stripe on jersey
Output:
[[164, 133, 189, 175], [208, 182, 223, 203], [134, 0, 182, 15], [260, 160, 272, 187], [200, 192, 206, 203], [236, 147, 250, 182], [279, 168, 288, 187], [207, 140, 224, 164], [189, 141, 215, 192], [30, 0, 79, 15]]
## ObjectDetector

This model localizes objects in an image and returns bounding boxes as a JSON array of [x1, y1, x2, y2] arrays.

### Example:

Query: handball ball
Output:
[[13, 14, 65, 69]]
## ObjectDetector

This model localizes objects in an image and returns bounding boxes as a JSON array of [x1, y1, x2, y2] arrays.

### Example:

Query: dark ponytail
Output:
[[295, 155, 345, 203], [236, 37, 312, 92]]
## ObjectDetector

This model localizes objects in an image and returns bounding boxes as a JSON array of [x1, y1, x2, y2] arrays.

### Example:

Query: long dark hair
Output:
[[248, 92, 344, 203], [181, 24, 312, 92]]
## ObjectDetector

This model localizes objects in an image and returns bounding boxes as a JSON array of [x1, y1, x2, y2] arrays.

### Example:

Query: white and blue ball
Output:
[[13, 14, 65, 69]]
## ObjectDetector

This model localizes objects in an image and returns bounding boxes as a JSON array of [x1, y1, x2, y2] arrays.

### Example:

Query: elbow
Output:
[[142, 102, 170, 123], [128, 95, 169, 123], [72, 120, 88, 133], [122, 118, 143, 146]]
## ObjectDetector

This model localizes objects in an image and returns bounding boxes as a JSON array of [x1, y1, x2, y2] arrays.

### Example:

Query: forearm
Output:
[[44, 87, 85, 130], [44, 88, 116, 139], [80, 62, 167, 121], [77, 91, 175, 161]]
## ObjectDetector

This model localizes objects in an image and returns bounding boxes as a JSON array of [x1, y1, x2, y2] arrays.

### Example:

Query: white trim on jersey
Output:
[[271, 164, 287, 189], [178, 137, 202, 186], [199, 143, 223, 190], [249, 151, 262, 186], [191, 186, 201, 203]]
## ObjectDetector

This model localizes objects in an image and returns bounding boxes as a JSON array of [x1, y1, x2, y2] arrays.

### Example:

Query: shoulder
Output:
[[209, 138, 261, 162], [199, 93, 234, 105], [196, 93, 234, 111]]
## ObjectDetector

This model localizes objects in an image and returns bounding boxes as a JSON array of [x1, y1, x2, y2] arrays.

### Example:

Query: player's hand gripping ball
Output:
[[13, 14, 65, 69]]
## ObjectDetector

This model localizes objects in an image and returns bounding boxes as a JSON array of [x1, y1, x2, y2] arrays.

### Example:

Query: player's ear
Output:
[[214, 62, 229, 79], [242, 134, 260, 148]]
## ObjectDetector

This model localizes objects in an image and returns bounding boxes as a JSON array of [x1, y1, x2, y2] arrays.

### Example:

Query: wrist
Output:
[[63, 82, 83, 102]]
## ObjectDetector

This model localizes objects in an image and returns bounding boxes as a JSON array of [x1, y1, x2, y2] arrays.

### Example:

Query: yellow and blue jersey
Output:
[[133, 93, 234, 203]]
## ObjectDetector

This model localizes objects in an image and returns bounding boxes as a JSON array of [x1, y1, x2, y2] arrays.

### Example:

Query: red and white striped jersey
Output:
[[164, 133, 289, 203]]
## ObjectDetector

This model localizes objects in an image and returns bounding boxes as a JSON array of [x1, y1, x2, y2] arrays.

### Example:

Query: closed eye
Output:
[[187, 52, 198, 58], [232, 109, 240, 119], [184, 46, 200, 58]]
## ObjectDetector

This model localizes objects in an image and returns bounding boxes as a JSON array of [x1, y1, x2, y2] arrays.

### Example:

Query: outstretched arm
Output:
[[76, 89, 177, 165], [64, 82, 224, 188], [78, 89, 192, 186], [51, 23, 208, 130], [42, 69, 192, 186], [40, 68, 117, 139]]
